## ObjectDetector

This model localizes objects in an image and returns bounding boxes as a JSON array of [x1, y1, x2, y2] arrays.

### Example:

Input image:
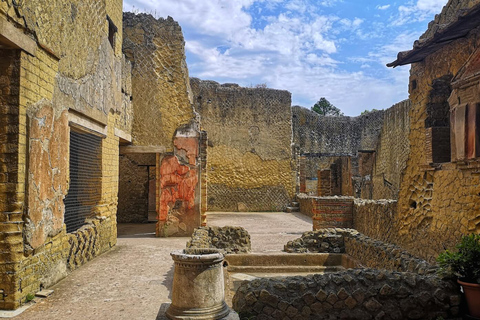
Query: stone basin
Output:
[[223, 253, 360, 306]]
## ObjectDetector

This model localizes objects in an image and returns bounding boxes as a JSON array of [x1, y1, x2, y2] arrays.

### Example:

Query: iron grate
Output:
[[64, 129, 102, 233]]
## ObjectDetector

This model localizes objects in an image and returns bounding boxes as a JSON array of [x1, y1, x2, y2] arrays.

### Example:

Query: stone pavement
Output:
[[11, 212, 312, 320]]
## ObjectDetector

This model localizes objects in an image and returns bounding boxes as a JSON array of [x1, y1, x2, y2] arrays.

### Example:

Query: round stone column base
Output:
[[158, 303, 238, 320], [166, 301, 230, 320]]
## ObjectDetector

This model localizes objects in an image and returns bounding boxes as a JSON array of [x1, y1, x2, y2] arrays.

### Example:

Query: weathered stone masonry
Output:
[[0, 0, 132, 309], [121, 13, 202, 237], [191, 79, 296, 212], [292, 106, 385, 198], [387, 0, 480, 262]]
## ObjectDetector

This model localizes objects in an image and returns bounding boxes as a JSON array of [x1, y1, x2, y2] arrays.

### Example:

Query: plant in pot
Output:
[[437, 233, 480, 318]]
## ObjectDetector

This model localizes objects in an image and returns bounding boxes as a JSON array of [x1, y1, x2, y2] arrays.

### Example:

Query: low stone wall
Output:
[[284, 229, 435, 275], [353, 199, 398, 245], [233, 269, 461, 320], [186, 226, 251, 254], [284, 229, 346, 253]]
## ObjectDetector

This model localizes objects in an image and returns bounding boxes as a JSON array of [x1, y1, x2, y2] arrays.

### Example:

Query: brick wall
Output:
[[0, 49, 23, 310], [317, 170, 331, 196]]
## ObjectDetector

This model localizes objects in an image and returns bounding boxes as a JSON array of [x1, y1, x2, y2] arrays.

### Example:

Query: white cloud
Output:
[[124, 0, 255, 38], [376, 4, 391, 10], [392, 0, 448, 26], [123, 0, 440, 115]]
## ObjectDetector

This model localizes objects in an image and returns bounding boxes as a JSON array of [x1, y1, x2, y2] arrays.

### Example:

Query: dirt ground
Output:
[[10, 212, 312, 320]]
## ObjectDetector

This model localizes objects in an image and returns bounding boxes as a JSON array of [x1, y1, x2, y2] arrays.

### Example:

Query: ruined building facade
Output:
[[385, 0, 480, 260], [1, 0, 480, 311], [0, 0, 131, 309], [120, 13, 203, 237]]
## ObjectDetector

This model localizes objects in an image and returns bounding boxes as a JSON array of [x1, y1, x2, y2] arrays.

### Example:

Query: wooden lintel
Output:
[[0, 17, 37, 55], [120, 145, 167, 154]]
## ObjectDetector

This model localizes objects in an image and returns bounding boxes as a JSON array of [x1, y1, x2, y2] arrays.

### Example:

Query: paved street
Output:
[[12, 212, 312, 320]]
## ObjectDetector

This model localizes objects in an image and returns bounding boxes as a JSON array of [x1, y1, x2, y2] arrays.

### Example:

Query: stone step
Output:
[[227, 265, 344, 274], [285, 206, 299, 213]]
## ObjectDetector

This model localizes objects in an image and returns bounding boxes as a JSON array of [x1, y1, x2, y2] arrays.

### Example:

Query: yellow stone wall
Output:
[[122, 13, 195, 150], [395, 28, 480, 262], [191, 79, 296, 212], [0, 0, 129, 309]]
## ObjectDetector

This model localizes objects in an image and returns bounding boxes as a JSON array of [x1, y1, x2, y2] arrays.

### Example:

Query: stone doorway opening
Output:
[[117, 153, 157, 237]]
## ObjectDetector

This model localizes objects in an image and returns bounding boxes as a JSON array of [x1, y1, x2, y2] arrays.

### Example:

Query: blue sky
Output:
[[123, 0, 449, 116]]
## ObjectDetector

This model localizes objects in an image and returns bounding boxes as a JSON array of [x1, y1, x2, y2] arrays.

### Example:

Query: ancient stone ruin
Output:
[[0, 0, 479, 319]]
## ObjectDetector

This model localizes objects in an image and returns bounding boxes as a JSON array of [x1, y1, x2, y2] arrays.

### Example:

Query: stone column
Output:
[[166, 249, 231, 320]]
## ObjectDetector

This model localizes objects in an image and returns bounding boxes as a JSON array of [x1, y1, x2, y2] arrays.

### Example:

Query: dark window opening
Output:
[[64, 128, 102, 233], [107, 16, 117, 49], [410, 79, 417, 91], [425, 74, 453, 164]]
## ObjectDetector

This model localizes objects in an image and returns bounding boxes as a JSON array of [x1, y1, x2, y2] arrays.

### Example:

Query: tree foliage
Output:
[[311, 97, 343, 116], [361, 108, 380, 115]]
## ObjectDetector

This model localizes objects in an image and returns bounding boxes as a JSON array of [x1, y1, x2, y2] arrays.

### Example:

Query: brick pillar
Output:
[[312, 197, 354, 230], [317, 170, 331, 196]]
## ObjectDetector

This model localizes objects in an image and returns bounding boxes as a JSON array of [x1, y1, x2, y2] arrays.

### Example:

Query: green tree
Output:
[[311, 97, 343, 116]]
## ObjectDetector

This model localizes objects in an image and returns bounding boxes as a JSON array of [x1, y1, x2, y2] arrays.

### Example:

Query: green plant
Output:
[[437, 233, 480, 283], [25, 293, 35, 302], [311, 97, 343, 116]]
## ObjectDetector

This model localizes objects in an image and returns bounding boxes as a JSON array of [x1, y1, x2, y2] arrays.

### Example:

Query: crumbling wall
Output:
[[0, 0, 132, 309], [157, 124, 201, 236], [187, 226, 251, 254], [292, 106, 384, 197], [372, 100, 411, 200], [190, 79, 295, 212], [122, 13, 201, 237], [122, 13, 194, 149]]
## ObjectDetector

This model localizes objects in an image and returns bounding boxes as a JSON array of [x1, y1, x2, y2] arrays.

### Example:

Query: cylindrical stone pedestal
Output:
[[166, 249, 230, 320]]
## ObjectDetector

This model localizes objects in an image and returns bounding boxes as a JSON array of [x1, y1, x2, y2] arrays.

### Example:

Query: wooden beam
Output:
[[120, 145, 167, 154], [0, 17, 36, 55]]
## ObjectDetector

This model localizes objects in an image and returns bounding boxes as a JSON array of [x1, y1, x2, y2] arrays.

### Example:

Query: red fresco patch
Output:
[[158, 155, 198, 221], [27, 105, 68, 249], [174, 137, 199, 165]]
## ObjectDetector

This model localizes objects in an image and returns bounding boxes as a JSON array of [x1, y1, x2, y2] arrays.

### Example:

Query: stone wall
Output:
[[122, 13, 202, 237], [190, 79, 295, 212], [232, 269, 461, 320], [372, 100, 411, 200], [186, 226, 251, 254], [246, 229, 461, 319], [393, 0, 480, 263], [285, 228, 434, 274], [292, 106, 385, 197], [0, 0, 131, 309], [122, 13, 194, 149], [353, 199, 398, 245]]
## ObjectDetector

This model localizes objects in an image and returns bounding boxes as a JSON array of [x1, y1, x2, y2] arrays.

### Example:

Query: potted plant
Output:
[[437, 233, 480, 318]]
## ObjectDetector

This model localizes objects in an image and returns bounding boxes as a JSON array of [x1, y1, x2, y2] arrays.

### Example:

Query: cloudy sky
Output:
[[123, 0, 449, 116]]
